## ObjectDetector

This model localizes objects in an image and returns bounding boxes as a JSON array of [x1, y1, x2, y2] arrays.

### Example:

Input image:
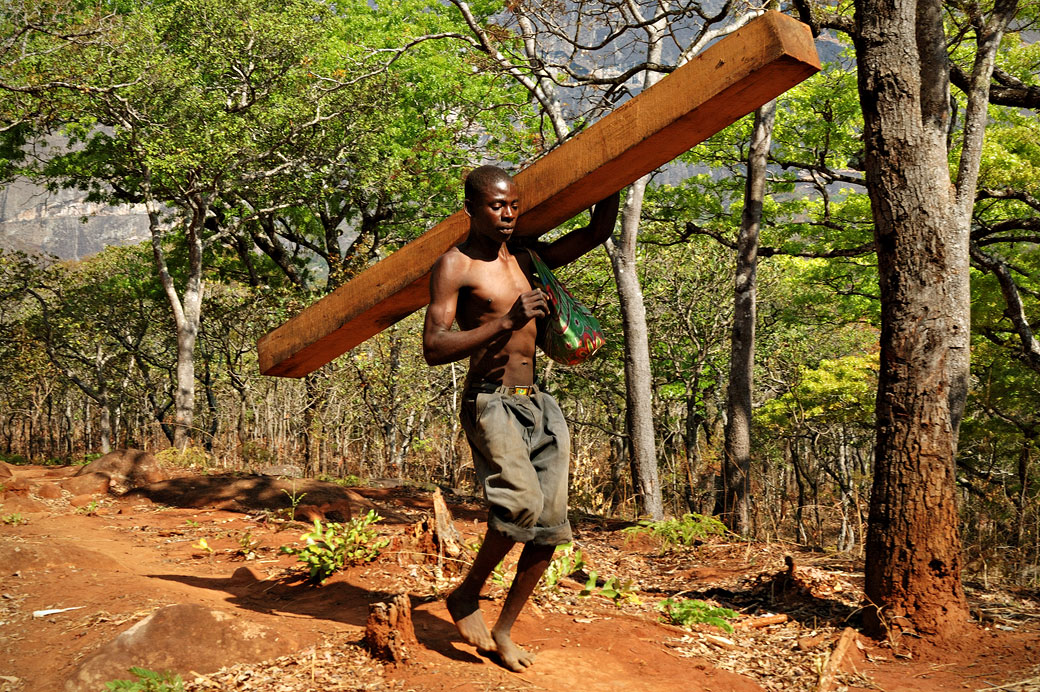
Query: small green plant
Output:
[[580, 570, 641, 605], [2, 513, 26, 525], [191, 537, 213, 555], [105, 666, 184, 691], [541, 542, 585, 590], [236, 531, 260, 559], [657, 598, 739, 633], [622, 513, 728, 549], [184, 519, 200, 529], [278, 483, 307, 521], [77, 499, 101, 515], [280, 510, 389, 584]]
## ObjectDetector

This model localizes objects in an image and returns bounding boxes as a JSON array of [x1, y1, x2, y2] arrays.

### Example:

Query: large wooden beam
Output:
[[258, 11, 820, 377]]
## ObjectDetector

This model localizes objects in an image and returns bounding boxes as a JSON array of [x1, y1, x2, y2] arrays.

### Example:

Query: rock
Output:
[[126, 474, 364, 521], [2, 477, 29, 493], [295, 499, 352, 523], [36, 483, 62, 500], [0, 461, 14, 479], [75, 449, 166, 489], [228, 565, 264, 586], [61, 473, 110, 496], [0, 495, 47, 514], [258, 464, 303, 478], [64, 604, 300, 692], [68, 494, 99, 508], [45, 467, 77, 478]]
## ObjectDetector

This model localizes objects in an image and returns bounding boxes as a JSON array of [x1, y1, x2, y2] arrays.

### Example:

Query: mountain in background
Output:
[[0, 179, 148, 260]]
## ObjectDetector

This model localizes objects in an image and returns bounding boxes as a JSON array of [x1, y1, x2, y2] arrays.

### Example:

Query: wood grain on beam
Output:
[[258, 11, 820, 377]]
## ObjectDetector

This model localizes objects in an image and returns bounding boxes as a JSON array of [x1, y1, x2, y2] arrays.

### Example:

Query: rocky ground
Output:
[[1, 454, 1038, 692]]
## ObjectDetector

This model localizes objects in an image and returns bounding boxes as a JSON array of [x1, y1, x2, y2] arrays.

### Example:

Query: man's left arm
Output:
[[537, 192, 621, 269]]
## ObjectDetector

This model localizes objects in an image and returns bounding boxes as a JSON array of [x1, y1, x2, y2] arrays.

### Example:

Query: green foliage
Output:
[[76, 499, 101, 515], [1, 513, 27, 525], [279, 484, 307, 522], [623, 513, 729, 549], [105, 667, 184, 692], [657, 598, 738, 633], [191, 537, 213, 555], [580, 570, 641, 605], [280, 510, 389, 584], [316, 473, 363, 488], [541, 542, 585, 590]]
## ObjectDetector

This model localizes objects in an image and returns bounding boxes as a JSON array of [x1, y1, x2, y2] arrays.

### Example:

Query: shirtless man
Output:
[[423, 164, 619, 671]]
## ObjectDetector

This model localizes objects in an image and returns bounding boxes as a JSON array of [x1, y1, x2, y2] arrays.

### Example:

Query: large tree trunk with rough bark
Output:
[[854, 0, 969, 637], [721, 100, 775, 535]]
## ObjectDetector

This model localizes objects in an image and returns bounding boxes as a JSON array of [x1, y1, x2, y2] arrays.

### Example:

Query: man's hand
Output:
[[502, 289, 548, 330]]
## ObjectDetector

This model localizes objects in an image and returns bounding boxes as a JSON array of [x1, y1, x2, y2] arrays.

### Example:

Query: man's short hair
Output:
[[464, 165, 513, 202]]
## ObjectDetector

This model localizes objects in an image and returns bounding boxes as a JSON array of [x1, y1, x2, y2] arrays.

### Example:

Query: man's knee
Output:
[[510, 487, 545, 529]]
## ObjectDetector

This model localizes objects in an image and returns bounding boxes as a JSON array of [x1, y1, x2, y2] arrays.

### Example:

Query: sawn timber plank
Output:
[[258, 11, 820, 377]]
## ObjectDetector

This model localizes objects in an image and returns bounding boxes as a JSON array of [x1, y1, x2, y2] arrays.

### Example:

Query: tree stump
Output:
[[432, 487, 463, 559], [364, 593, 416, 664]]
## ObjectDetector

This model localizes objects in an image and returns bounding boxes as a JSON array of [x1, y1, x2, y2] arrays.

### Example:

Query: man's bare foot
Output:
[[446, 589, 495, 651], [491, 629, 535, 671]]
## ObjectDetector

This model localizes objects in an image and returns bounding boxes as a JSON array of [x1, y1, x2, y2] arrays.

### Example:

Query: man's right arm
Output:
[[422, 251, 548, 366]]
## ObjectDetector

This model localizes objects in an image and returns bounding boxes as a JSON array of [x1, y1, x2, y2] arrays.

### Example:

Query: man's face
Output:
[[466, 178, 520, 242]]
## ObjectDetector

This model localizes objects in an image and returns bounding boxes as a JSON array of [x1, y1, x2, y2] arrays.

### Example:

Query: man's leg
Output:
[[447, 526, 515, 650], [491, 542, 555, 671]]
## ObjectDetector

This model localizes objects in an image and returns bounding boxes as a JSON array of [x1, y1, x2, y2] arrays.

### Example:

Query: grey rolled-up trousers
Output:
[[460, 384, 573, 547]]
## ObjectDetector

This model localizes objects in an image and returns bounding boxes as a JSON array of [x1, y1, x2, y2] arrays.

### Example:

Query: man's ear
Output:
[[463, 198, 473, 217]]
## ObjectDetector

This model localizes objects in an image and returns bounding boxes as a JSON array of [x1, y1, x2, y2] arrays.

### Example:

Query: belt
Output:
[[466, 381, 538, 397]]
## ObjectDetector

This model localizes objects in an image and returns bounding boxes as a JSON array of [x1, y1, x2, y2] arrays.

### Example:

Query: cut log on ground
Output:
[[737, 613, 789, 629], [257, 11, 821, 377], [816, 627, 858, 692], [364, 593, 416, 664]]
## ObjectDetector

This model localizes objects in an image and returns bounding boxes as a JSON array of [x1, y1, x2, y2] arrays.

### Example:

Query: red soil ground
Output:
[[1, 463, 1037, 692]]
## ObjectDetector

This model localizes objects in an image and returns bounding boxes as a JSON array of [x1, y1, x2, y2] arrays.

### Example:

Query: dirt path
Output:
[[1, 464, 1038, 692]]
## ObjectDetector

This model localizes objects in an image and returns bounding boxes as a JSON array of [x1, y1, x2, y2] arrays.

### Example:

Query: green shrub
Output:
[[580, 570, 641, 605], [105, 667, 184, 691], [317, 473, 363, 487], [622, 513, 728, 549], [541, 542, 585, 589], [280, 510, 389, 584], [657, 598, 739, 632]]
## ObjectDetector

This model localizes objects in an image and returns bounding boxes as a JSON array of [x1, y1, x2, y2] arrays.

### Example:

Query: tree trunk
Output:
[[721, 100, 775, 535], [854, 0, 969, 637], [147, 192, 205, 451], [606, 176, 663, 520]]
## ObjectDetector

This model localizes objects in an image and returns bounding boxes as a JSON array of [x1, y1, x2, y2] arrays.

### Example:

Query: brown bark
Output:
[[721, 99, 775, 535], [607, 176, 664, 521], [854, 0, 969, 637]]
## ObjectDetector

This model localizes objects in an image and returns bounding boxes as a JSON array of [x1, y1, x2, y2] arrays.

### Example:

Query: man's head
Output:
[[464, 165, 519, 242], [464, 165, 514, 206]]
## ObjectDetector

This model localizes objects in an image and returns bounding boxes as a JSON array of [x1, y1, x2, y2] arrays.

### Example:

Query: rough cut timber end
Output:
[[258, 11, 821, 378]]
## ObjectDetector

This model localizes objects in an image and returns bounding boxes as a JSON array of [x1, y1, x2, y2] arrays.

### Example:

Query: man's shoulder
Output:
[[433, 246, 470, 273], [430, 247, 476, 291]]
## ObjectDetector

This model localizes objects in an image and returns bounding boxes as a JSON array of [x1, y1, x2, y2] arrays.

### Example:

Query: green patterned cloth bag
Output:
[[527, 250, 606, 365]]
